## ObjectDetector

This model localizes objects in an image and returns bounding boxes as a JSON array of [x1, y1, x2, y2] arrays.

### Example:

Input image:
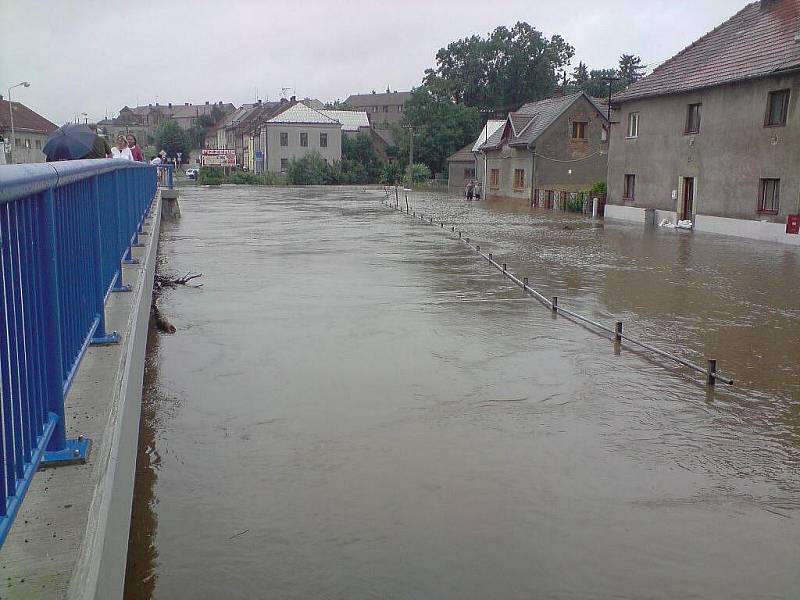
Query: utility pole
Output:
[[603, 75, 621, 124], [403, 124, 417, 166]]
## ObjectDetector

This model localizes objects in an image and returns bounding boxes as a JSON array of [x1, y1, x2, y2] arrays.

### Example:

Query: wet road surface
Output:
[[125, 186, 799, 599]]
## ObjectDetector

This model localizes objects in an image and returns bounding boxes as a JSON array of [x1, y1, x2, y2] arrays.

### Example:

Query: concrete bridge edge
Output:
[[66, 192, 162, 600]]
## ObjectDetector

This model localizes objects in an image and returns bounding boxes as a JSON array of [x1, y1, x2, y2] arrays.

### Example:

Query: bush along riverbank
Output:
[[198, 167, 284, 186]]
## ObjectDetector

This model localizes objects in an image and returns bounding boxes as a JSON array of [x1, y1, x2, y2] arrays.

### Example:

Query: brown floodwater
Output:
[[124, 186, 799, 600]]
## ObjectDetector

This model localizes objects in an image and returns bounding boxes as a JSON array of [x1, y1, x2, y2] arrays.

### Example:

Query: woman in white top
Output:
[[111, 135, 134, 160]]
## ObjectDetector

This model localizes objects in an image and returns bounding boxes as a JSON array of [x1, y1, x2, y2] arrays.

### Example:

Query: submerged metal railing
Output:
[[0, 159, 157, 546], [381, 196, 733, 387]]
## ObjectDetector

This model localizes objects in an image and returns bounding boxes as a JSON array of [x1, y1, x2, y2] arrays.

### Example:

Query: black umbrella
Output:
[[43, 123, 96, 161]]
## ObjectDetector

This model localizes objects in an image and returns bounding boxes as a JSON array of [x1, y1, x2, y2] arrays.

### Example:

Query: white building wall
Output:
[[265, 123, 341, 174]]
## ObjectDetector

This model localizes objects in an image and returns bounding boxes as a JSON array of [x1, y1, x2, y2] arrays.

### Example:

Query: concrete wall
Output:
[[607, 74, 800, 222], [448, 159, 476, 190], [3, 130, 49, 163], [265, 123, 342, 174], [485, 95, 609, 202], [486, 145, 532, 202]]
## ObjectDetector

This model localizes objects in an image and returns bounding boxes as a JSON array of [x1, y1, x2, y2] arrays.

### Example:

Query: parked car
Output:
[[186, 168, 198, 180]]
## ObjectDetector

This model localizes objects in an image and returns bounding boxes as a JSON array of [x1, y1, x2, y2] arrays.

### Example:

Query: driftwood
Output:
[[151, 271, 203, 334], [155, 272, 203, 290]]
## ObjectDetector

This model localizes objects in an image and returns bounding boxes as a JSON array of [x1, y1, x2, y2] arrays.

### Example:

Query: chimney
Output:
[[258, 99, 262, 105], [148, 103, 152, 107], [185, 102, 190, 106], [760, 0, 777, 8], [168, 102, 172, 107], [205, 101, 209, 105], [155, 102, 159, 106], [0, 95, 3, 101], [290, 95, 296, 101]]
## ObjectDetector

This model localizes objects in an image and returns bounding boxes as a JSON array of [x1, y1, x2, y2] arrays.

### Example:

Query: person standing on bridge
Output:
[[126, 133, 144, 161], [80, 124, 112, 159], [111, 134, 133, 160]]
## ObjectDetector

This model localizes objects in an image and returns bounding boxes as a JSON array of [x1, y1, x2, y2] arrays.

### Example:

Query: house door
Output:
[[681, 177, 694, 220]]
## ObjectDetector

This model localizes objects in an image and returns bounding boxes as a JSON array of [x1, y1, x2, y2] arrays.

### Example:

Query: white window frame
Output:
[[627, 112, 639, 138]]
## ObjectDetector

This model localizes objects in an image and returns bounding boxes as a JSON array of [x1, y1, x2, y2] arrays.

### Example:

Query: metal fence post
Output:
[[39, 188, 90, 465], [90, 175, 120, 345], [707, 359, 717, 386], [113, 170, 133, 290]]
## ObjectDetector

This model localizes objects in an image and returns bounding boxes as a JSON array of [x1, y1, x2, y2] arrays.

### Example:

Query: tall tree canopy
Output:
[[423, 22, 574, 115], [618, 54, 646, 86], [575, 54, 645, 97], [397, 83, 481, 176], [153, 121, 190, 158], [572, 61, 589, 86]]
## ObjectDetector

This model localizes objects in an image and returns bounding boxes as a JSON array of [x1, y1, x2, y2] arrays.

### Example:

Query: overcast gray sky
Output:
[[1, 0, 747, 125]]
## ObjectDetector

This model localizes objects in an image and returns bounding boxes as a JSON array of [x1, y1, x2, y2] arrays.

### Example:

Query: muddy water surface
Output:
[[125, 186, 799, 600]]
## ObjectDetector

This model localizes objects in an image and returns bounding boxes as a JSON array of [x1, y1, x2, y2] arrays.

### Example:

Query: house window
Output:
[[765, 89, 790, 127], [14, 138, 20, 147], [601, 126, 608, 142], [758, 178, 780, 214], [383, 106, 389, 112], [24, 139, 30, 149], [280, 132, 288, 146], [35, 139, 41, 149], [513, 169, 525, 190], [685, 103, 701, 134], [627, 112, 639, 138], [320, 133, 327, 147], [463, 168, 475, 179], [571, 121, 587, 140], [490, 168, 500, 187], [280, 158, 288, 173], [398, 105, 403, 112], [623, 174, 636, 201], [300, 132, 308, 147]]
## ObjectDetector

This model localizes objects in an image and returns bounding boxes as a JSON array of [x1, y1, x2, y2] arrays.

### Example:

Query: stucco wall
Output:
[[534, 95, 609, 190], [607, 74, 800, 222], [3, 131, 49, 163], [486, 147, 532, 202], [448, 159, 476, 190], [265, 123, 342, 173]]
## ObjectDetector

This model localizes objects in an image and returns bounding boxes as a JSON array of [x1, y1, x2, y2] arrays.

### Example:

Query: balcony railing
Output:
[[0, 159, 157, 546]]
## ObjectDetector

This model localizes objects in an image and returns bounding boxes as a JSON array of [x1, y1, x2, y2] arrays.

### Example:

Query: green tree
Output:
[[397, 84, 481, 176], [407, 163, 431, 185], [286, 151, 330, 185], [153, 121, 190, 158], [342, 132, 383, 182], [581, 68, 627, 98], [619, 54, 646, 86], [423, 22, 575, 114], [572, 61, 589, 86], [380, 161, 403, 185]]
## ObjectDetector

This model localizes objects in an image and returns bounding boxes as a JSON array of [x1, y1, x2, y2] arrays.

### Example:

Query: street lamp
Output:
[[8, 81, 30, 164]]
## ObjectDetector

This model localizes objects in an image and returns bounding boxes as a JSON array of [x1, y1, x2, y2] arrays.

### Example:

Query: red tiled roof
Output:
[[0, 99, 58, 134], [615, 0, 800, 102]]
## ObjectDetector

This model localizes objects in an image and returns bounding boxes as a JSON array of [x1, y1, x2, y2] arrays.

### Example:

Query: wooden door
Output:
[[682, 178, 694, 220]]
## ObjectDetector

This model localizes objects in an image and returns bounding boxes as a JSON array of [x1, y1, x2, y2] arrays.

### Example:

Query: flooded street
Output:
[[125, 186, 799, 599]]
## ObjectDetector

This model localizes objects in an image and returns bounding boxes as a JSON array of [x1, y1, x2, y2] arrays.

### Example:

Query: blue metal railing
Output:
[[0, 159, 158, 546]]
